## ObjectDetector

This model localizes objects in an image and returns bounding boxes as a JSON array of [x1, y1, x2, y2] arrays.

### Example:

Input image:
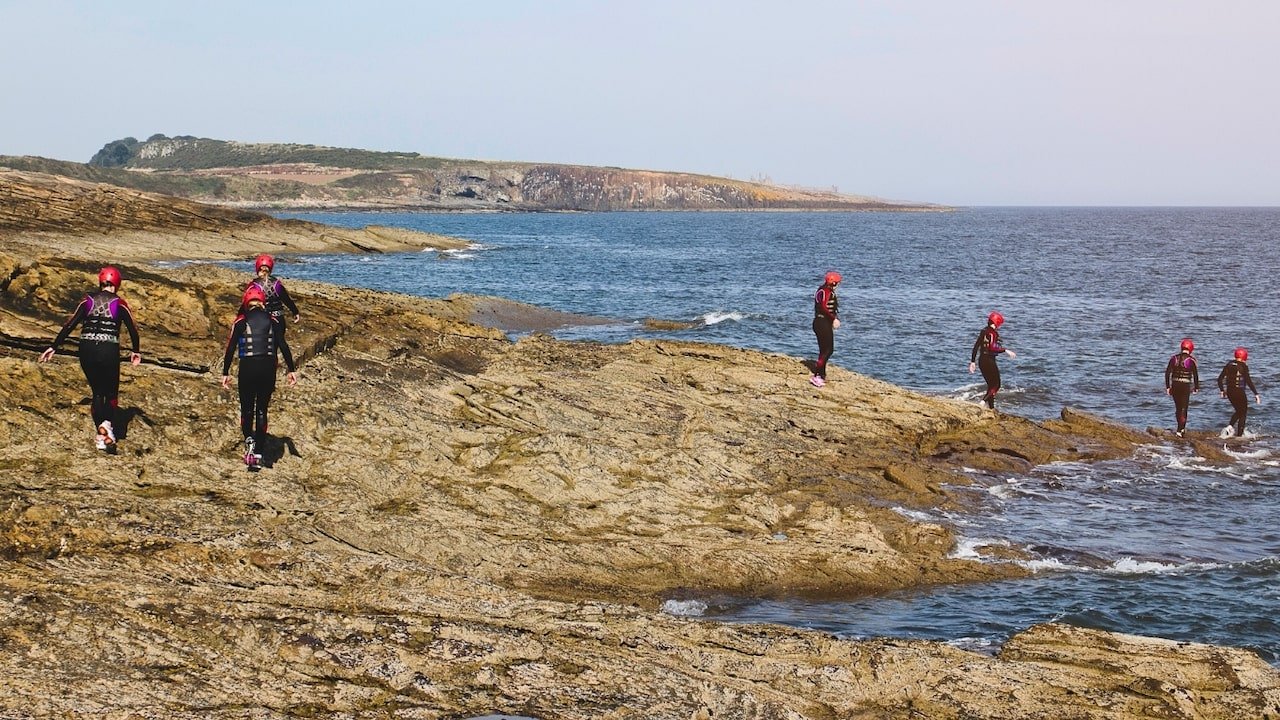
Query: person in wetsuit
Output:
[[1217, 347, 1260, 438], [222, 285, 297, 465], [38, 266, 142, 451], [1164, 337, 1200, 438], [969, 311, 1016, 409], [245, 254, 300, 339], [810, 271, 841, 387]]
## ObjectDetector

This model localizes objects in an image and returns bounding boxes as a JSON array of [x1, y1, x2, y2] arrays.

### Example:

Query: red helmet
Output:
[[824, 271, 842, 285], [254, 254, 274, 272], [242, 285, 267, 307], [1180, 338, 1195, 353], [1235, 347, 1248, 361], [98, 266, 122, 288], [987, 311, 1004, 328]]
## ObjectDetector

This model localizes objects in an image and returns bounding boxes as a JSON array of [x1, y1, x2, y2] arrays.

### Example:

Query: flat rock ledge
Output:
[[0, 241, 1277, 717]]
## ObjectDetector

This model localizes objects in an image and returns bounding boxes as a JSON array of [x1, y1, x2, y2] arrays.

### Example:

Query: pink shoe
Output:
[[810, 375, 825, 388]]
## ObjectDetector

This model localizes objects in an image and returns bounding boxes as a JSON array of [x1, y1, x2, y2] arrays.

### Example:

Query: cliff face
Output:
[[64, 134, 947, 211], [0, 178, 1275, 718]]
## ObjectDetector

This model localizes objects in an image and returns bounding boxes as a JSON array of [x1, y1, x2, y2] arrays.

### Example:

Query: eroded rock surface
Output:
[[0, 219, 1277, 717]]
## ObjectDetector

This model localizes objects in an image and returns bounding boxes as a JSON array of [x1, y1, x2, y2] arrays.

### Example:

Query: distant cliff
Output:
[[27, 133, 948, 212]]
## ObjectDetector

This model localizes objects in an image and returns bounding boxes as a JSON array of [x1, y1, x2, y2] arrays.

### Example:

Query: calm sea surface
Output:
[[274, 208, 1280, 662]]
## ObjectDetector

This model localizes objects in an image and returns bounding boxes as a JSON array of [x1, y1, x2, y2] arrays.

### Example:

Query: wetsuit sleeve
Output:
[[970, 330, 984, 363], [118, 300, 140, 353], [277, 324, 296, 372], [1244, 365, 1258, 394], [49, 297, 90, 350], [1192, 359, 1200, 391], [221, 316, 247, 375], [276, 280, 299, 316], [1164, 356, 1174, 389]]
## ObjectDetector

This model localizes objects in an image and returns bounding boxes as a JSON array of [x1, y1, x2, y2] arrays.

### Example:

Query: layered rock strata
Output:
[[0, 178, 1276, 718]]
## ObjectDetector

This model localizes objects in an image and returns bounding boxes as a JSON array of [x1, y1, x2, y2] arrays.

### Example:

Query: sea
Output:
[[273, 207, 1280, 663]]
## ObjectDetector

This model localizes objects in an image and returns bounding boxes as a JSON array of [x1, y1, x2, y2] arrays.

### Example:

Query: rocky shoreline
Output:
[[1, 170, 1277, 718]]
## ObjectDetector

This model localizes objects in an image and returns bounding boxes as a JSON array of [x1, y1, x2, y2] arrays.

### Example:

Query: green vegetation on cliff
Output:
[[8, 134, 947, 212], [90, 134, 449, 171]]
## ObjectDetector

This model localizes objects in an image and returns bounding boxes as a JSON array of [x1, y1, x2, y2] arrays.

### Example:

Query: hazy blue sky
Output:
[[2, 1, 1277, 205]]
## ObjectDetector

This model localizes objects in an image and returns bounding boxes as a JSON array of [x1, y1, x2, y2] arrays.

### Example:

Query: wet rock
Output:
[[0, 191, 1276, 717]]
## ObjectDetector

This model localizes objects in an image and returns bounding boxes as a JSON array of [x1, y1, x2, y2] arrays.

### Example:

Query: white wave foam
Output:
[[892, 506, 939, 524], [948, 537, 1009, 560], [1020, 557, 1083, 573], [985, 482, 1028, 500], [1105, 557, 1221, 575], [430, 242, 492, 253], [661, 599, 708, 617], [1224, 446, 1270, 460], [700, 311, 746, 325], [947, 636, 999, 654]]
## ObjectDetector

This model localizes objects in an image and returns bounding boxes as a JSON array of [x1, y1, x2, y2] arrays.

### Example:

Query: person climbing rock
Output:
[[222, 284, 297, 467], [245, 254, 300, 339], [1165, 337, 1200, 438], [1217, 346, 1259, 438], [969, 311, 1016, 409], [38, 266, 142, 451], [810, 271, 841, 387]]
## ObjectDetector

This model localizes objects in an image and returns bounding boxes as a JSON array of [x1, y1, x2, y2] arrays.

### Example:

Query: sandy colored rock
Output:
[[0, 183, 1277, 718], [0, 168, 469, 260]]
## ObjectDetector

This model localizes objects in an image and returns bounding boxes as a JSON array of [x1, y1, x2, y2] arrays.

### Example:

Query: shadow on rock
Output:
[[258, 435, 299, 468], [113, 406, 153, 441]]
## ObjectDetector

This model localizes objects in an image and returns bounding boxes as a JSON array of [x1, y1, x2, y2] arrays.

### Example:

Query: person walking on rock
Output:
[[969, 311, 1016, 409], [38, 266, 141, 451], [1165, 337, 1200, 438], [1216, 347, 1259, 438], [245, 254, 300, 339], [810, 271, 841, 387], [222, 285, 297, 467]]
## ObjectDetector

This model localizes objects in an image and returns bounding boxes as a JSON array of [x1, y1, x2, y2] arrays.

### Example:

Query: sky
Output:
[[1, 0, 1277, 206]]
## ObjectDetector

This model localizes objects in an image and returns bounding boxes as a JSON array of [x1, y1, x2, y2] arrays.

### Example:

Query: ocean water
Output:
[[274, 208, 1280, 663]]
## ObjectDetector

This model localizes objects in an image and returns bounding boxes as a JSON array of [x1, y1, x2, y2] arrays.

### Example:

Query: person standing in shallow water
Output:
[[810, 271, 841, 387], [1217, 347, 1259, 438], [969, 311, 1016, 409], [1165, 337, 1200, 438], [222, 285, 297, 467], [38, 266, 142, 451]]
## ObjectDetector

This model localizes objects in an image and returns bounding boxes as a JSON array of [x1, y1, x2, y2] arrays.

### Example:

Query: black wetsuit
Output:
[[1165, 351, 1200, 433], [970, 324, 1006, 409], [222, 307, 296, 443], [247, 275, 299, 338], [812, 284, 838, 379], [1217, 359, 1258, 437], [49, 290, 140, 429]]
